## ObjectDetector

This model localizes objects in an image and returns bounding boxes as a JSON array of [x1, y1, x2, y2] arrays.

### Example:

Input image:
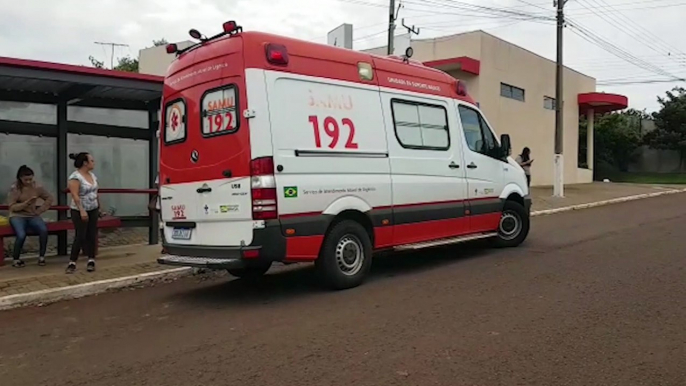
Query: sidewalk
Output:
[[0, 244, 168, 298], [1, 182, 684, 307], [530, 181, 683, 212]]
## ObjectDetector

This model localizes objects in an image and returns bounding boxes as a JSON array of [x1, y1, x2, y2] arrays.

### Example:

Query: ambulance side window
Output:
[[458, 105, 499, 158], [163, 98, 187, 145], [391, 99, 450, 151], [200, 85, 239, 137]]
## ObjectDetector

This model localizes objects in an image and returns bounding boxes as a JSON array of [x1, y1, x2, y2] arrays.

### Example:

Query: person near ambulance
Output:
[[148, 175, 166, 254], [515, 147, 533, 187]]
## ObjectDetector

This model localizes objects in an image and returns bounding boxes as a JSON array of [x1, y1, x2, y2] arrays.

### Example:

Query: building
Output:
[[139, 31, 629, 186], [139, 40, 194, 77], [364, 31, 628, 186]]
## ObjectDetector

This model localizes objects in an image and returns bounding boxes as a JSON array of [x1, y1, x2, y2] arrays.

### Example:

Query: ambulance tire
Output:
[[316, 220, 373, 290], [494, 200, 530, 248], [227, 261, 272, 279]]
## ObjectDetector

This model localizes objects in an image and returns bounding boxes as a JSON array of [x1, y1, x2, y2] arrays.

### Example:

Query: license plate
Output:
[[172, 228, 192, 240]]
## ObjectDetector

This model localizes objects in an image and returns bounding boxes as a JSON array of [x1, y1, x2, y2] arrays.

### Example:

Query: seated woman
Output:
[[6, 165, 54, 267]]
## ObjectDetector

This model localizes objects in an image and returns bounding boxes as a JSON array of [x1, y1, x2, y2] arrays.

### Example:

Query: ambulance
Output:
[[157, 21, 531, 290]]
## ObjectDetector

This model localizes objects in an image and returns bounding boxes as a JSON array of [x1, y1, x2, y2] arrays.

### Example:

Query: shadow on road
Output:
[[172, 241, 493, 308]]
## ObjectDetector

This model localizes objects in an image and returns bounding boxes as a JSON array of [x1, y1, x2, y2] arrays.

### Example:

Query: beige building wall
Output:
[[364, 31, 597, 186], [139, 40, 194, 76]]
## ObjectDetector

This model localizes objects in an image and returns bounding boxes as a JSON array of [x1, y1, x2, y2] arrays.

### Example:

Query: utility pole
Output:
[[553, 0, 567, 197], [94, 42, 129, 69], [387, 0, 396, 55]]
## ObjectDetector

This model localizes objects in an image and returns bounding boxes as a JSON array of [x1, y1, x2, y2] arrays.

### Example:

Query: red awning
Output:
[[423, 56, 480, 75], [578, 92, 628, 115]]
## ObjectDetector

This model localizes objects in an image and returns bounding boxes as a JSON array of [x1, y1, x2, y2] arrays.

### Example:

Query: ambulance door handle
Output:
[[196, 187, 212, 193], [467, 162, 478, 169], [448, 162, 460, 169]]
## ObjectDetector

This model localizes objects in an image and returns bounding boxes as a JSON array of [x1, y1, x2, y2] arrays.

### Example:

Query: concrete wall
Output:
[[139, 41, 194, 76], [364, 31, 597, 186], [629, 146, 686, 173], [476, 32, 595, 186]]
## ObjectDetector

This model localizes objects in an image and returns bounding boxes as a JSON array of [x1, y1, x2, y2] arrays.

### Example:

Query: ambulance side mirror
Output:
[[500, 134, 512, 158]]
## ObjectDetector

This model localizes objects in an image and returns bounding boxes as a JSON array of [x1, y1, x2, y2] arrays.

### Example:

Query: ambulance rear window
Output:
[[201, 85, 239, 137], [163, 98, 187, 145]]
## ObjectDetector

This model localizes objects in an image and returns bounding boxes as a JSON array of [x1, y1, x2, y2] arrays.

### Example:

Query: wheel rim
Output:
[[335, 234, 364, 276], [499, 210, 522, 241]]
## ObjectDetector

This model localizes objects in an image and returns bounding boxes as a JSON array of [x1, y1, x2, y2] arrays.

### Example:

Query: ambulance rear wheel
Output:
[[316, 220, 373, 290], [227, 261, 272, 279]]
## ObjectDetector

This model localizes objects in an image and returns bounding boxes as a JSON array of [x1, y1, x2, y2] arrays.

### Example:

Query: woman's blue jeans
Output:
[[9, 216, 48, 259]]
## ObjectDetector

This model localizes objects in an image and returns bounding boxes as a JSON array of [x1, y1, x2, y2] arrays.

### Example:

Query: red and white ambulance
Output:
[[157, 21, 531, 289]]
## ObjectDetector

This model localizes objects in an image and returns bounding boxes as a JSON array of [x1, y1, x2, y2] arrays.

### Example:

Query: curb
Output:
[[530, 188, 686, 217], [2, 188, 686, 311], [0, 267, 192, 311]]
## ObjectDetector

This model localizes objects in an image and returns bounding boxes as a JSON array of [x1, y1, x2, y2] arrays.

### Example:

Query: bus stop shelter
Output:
[[0, 57, 164, 255]]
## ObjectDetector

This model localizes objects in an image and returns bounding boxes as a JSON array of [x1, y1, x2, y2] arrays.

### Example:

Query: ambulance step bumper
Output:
[[157, 255, 246, 269], [394, 232, 498, 251]]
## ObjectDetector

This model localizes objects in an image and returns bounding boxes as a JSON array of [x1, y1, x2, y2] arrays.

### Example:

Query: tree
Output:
[[580, 109, 645, 172], [89, 55, 105, 69], [152, 38, 168, 46], [113, 56, 139, 72], [644, 87, 686, 169]]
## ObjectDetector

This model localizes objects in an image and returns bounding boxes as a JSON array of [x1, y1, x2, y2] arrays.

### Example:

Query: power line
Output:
[[598, 78, 686, 86], [587, 0, 686, 59], [566, 18, 682, 80], [576, 0, 686, 66]]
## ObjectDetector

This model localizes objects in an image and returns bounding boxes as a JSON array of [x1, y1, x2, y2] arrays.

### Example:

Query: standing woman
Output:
[[516, 147, 534, 187], [66, 152, 101, 273]]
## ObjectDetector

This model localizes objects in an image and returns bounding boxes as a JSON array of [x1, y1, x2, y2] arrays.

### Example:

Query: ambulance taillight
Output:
[[250, 157, 278, 220], [265, 44, 289, 65], [456, 80, 467, 96]]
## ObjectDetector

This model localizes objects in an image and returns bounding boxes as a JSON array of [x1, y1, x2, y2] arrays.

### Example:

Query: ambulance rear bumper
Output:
[[158, 221, 286, 269]]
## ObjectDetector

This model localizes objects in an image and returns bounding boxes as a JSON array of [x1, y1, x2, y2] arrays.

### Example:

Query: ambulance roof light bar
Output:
[[175, 21, 243, 57]]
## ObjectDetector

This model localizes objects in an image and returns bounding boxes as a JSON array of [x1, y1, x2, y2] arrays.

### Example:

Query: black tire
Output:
[[227, 261, 272, 279], [495, 200, 530, 248], [315, 220, 373, 290]]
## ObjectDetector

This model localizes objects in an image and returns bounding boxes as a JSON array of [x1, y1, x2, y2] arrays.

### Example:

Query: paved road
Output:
[[2, 194, 686, 386]]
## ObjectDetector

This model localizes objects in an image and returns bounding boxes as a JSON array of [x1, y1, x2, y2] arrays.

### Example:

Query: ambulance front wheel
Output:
[[316, 220, 373, 290], [227, 261, 272, 279], [494, 200, 530, 248]]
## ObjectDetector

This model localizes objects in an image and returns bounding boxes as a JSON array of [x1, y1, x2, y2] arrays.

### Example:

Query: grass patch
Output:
[[597, 172, 686, 184]]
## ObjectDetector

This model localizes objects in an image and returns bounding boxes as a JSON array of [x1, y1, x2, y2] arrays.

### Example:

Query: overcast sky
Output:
[[1, 0, 684, 112]]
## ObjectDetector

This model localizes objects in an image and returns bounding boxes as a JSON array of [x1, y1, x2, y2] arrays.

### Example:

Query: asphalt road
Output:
[[2, 194, 686, 386]]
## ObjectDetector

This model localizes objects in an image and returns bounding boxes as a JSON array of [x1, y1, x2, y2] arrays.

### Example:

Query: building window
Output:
[[0, 101, 56, 125], [68, 106, 148, 129], [68, 134, 150, 216], [500, 83, 525, 102], [0, 133, 58, 220], [391, 99, 450, 150], [544, 96, 556, 110]]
